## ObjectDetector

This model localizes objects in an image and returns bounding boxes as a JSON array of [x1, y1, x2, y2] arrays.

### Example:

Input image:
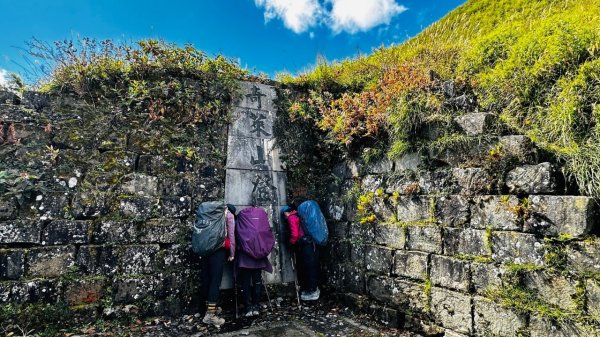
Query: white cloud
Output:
[[328, 0, 407, 34], [254, 0, 322, 33], [0, 69, 7, 88], [254, 0, 407, 34]]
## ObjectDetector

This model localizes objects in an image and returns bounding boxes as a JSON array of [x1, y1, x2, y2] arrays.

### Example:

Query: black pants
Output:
[[298, 236, 319, 292], [238, 267, 263, 310], [200, 248, 226, 306]]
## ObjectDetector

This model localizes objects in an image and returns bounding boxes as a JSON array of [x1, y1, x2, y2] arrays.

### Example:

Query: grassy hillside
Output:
[[277, 0, 600, 197]]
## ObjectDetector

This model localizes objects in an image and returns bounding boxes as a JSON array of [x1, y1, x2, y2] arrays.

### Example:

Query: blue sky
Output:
[[0, 0, 465, 84]]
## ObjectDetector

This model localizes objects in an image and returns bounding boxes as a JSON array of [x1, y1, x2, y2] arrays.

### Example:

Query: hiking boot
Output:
[[202, 311, 225, 327], [252, 305, 260, 316], [300, 287, 320, 301]]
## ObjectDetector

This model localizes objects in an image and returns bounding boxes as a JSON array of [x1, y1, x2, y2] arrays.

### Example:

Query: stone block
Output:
[[27, 246, 75, 278], [23, 192, 69, 221], [471, 262, 504, 293], [394, 152, 422, 172], [419, 169, 454, 195], [373, 224, 405, 249], [71, 191, 110, 218], [367, 276, 404, 306], [525, 195, 597, 237], [367, 159, 393, 175], [471, 195, 521, 231], [138, 155, 169, 175], [234, 81, 276, 112], [0, 220, 41, 244], [113, 276, 163, 304], [430, 137, 497, 168], [474, 296, 527, 337], [443, 228, 490, 257], [344, 265, 366, 294], [586, 279, 600, 319], [430, 255, 471, 292], [529, 315, 592, 337], [397, 196, 433, 224], [455, 112, 497, 136], [385, 175, 420, 195], [119, 245, 160, 275], [452, 168, 494, 194], [326, 202, 345, 222], [395, 279, 427, 312], [368, 304, 399, 327], [566, 240, 600, 275], [0, 198, 16, 220], [0, 279, 60, 304], [224, 169, 286, 206], [506, 162, 556, 194], [492, 231, 544, 265], [76, 245, 118, 275], [0, 249, 24, 279], [42, 220, 92, 245], [159, 196, 192, 218], [435, 195, 470, 227], [120, 173, 159, 196], [328, 221, 348, 241], [393, 250, 429, 281], [64, 278, 106, 305], [406, 225, 443, 254], [365, 245, 393, 275], [371, 197, 396, 223], [118, 196, 156, 220], [350, 242, 366, 269], [349, 222, 375, 242], [523, 270, 578, 311], [444, 330, 468, 337], [332, 162, 351, 180], [361, 175, 383, 193], [430, 287, 473, 335], [93, 220, 138, 244], [140, 218, 186, 244]]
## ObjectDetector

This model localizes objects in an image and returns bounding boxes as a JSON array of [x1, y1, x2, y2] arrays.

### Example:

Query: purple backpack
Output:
[[236, 207, 275, 259]]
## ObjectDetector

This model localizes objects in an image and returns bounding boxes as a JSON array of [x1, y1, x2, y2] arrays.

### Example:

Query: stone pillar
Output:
[[222, 81, 293, 288]]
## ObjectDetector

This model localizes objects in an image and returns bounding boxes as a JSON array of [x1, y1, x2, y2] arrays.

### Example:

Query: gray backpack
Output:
[[192, 201, 226, 257]]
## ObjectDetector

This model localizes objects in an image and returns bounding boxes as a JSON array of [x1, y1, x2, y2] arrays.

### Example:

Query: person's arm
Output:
[[226, 212, 235, 259], [289, 214, 301, 245]]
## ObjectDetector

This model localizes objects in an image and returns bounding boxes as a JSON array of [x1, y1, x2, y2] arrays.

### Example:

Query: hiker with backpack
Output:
[[192, 202, 236, 327], [235, 206, 275, 317], [284, 200, 328, 301]]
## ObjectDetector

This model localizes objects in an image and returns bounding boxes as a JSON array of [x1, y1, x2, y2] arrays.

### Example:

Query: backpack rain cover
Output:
[[236, 207, 275, 259], [297, 200, 328, 246], [192, 201, 227, 257]]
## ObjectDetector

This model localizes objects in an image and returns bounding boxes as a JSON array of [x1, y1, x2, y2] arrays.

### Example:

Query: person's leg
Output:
[[251, 269, 263, 312], [301, 240, 318, 292], [200, 256, 210, 313], [203, 249, 226, 326], [238, 268, 252, 315]]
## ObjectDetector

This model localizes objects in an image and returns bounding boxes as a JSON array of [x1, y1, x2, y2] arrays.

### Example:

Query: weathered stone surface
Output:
[[120, 173, 159, 196], [64, 278, 106, 305], [452, 168, 494, 195], [492, 231, 544, 265], [586, 279, 600, 319], [474, 296, 526, 337], [350, 242, 366, 269], [0, 249, 24, 279], [406, 225, 442, 254], [395, 279, 427, 312], [455, 113, 497, 136], [525, 195, 597, 237], [94, 220, 138, 244], [113, 276, 163, 303], [430, 255, 470, 292], [0, 220, 41, 244], [430, 287, 473, 334], [27, 246, 75, 277], [499, 135, 537, 160], [120, 245, 160, 274], [471, 262, 504, 293], [529, 315, 592, 337], [435, 195, 470, 227], [371, 197, 396, 223], [367, 275, 426, 311], [393, 250, 428, 281], [419, 169, 453, 195], [0, 280, 60, 304], [369, 304, 399, 327], [444, 330, 468, 337], [566, 240, 600, 274], [140, 218, 186, 244], [361, 175, 384, 192], [471, 195, 521, 231], [76, 245, 118, 275], [367, 159, 393, 175], [42, 220, 92, 245], [365, 245, 393, 275], [138, 155, 169, 175], [327, 202, 345, 222], [159, 196, 192, 218], [0, 198, 16, 220], [349, 222, 375, 243], [367, 276, 399, 305], [328, 221, 348, 241], [373, 224, 405, 249], [523, 270, 578, 311], [506, 162, 556, 194], [394, 152, 422, 172], [71, 191, 110, 218], [397, 196, 433, 223], [443, 227, 490, 256], [118, 196, 156, 220], [23, 192, 69, 221]]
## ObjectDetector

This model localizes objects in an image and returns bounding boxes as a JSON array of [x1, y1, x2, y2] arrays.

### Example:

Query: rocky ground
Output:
[[52, 295, 422, 337]]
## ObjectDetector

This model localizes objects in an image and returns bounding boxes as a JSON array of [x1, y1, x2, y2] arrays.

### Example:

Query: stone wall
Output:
[[0, 89, 227, 324], [322, 113, 600, 336]]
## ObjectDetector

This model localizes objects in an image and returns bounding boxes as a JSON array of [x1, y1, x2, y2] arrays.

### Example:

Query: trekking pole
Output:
[[234, 282, 239, 319], [291, 253, 301, 307], [262, 274, 273, 311]]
